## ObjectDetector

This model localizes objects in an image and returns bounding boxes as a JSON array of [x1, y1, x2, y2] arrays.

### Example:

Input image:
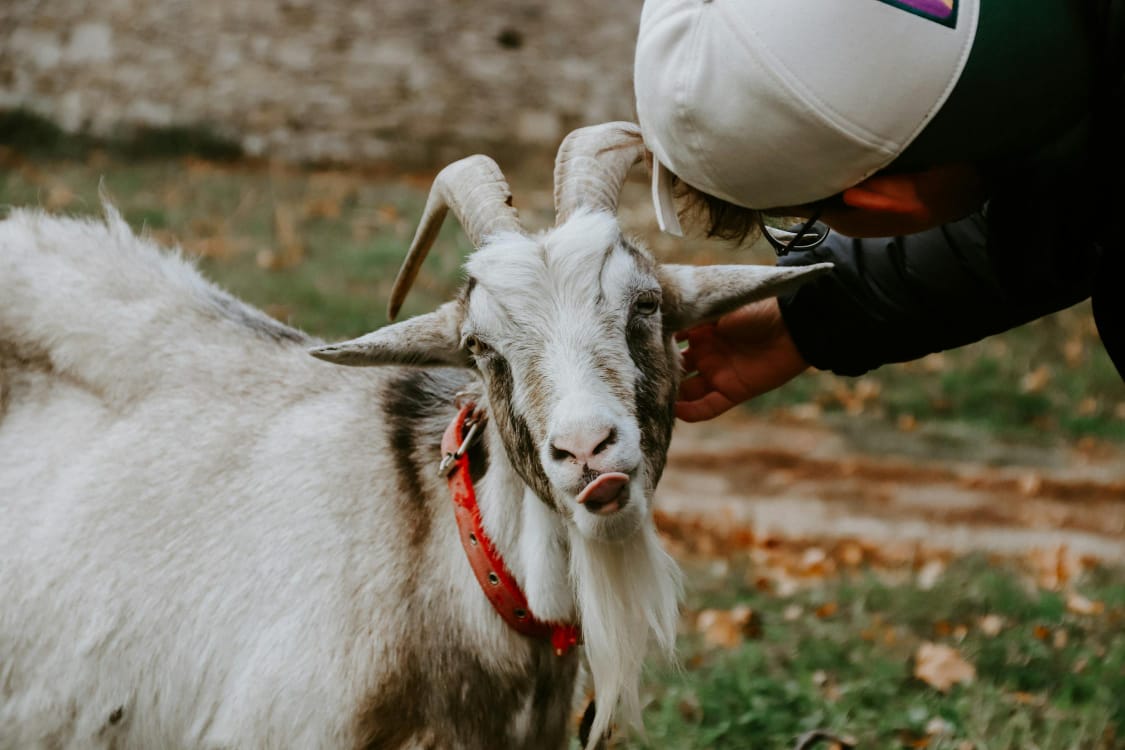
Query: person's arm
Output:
[[675, 211, 1099, 422], [677, 115, 1105, 421], [776, 210, 1096, 377]]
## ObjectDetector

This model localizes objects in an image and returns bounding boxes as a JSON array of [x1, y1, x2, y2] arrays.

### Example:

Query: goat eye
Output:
[[463, 335, 490, 356], [633, 293, 660, 317]]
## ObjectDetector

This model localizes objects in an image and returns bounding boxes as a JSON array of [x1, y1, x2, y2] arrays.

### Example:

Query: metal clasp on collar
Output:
[[438, 417, 483, 476]]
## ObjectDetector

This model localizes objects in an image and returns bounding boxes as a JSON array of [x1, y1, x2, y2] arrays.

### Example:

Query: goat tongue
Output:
[[576, 472, 630, 515]]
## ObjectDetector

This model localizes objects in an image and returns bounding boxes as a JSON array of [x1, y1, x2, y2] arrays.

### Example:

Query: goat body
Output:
[[0, 208, 580, 748], [0, 123, 830, 750]]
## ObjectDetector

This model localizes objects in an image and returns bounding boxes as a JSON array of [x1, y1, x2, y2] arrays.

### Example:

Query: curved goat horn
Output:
[[387, 155, 522, 321], [553, 121, 645, 226]]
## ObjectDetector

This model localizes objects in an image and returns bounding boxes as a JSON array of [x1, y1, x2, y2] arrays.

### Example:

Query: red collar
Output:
[[441, 403, 581, 657]]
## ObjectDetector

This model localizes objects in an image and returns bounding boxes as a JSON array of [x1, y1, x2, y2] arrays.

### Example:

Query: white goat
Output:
[[0, 122, 830, 749]]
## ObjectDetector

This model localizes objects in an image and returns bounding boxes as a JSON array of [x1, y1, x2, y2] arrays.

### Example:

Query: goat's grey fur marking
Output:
[[626, 320, 676, 486], [206, 287, 312, 345], [355, 642, 578, 750], [380, 370, 452, 551], [0, 361, 8, 424], [485, 355, 556, 507]]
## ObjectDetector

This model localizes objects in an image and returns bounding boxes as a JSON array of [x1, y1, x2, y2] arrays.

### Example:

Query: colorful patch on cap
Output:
[[875, 0, 957, 28]]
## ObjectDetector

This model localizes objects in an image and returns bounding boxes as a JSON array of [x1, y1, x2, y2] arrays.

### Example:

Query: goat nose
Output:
[[549, 426, 617, 465]]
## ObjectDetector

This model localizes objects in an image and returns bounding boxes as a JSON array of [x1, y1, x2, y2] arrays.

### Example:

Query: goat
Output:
[[0, 122, 831, 749]]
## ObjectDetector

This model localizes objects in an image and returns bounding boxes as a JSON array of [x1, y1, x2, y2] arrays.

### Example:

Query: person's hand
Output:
[[676, 298, 809, 422]]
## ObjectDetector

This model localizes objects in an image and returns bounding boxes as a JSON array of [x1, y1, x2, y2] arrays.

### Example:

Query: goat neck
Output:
[[469, 399, 579, 627]]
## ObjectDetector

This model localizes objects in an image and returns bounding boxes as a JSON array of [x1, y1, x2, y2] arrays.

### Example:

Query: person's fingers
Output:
[[677, 374, 711, 402], [676, 321, 715, 343], [679, 346, 699, 375], [675, 391, 735, 422]]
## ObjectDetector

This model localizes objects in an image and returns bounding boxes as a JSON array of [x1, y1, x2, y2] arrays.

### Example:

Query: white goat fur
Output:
[[0, 204, 829, 748]]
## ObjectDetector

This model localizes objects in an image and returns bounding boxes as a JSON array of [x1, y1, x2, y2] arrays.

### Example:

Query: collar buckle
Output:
[[438, 418, 482, 476]]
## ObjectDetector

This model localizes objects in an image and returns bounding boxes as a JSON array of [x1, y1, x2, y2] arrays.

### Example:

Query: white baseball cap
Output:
[[635, 0, 1094, 230]]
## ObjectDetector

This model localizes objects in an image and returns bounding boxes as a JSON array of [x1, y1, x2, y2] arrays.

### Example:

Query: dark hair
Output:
[[643, 150, 761, 245]]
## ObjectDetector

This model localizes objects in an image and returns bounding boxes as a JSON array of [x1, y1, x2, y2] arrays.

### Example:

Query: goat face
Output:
[[460, 211, 673, 542], [310, 208, 829, 543], [308, 125, 828, 544]]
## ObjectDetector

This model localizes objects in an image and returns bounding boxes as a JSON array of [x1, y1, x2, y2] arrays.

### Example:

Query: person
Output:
[[632, 0, 1124, 422]]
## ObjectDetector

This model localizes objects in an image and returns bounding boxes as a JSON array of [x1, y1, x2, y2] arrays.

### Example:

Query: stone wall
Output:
[[0, 0, 643, 166]]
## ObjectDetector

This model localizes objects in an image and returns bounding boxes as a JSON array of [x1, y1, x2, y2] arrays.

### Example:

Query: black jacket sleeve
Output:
[[775, 213, 1096, 377]]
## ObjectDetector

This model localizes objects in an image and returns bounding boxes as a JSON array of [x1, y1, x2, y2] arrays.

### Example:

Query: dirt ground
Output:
[[656, 412, 1125, 563]]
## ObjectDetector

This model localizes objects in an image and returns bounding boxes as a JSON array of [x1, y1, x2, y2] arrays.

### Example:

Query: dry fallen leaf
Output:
[[925, 717, 954, 736], [895, 729, 931, 748], [916, 559, 945, 590], [273, 204, 304, 268], [677, 691, 702, 722], [1076, 397, 1099, 417], [1066, 593, 1105, 616], [1030, 545, 1078, 590], [1020, 365, 1052, 394], [914, 642, 976, 692], [374, 204, 401, 226], [800, 547, 833, 578], [1063, 337, 1085, 368], [189, 235, 233, 260], [978, 614, 1004, 637], [836, 541, 864, 567], [815, 602, 838, 619], [788, 402, 823, 421], [1017, 473, 1043, 497], [45, 184, 75, 211], [256, 248, 280, 270], [303, 195, 343, 220], [921, 352, 948, 372], [696, 604, 761, 648]]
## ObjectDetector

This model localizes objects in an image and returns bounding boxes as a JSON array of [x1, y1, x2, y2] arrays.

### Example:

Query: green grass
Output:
[[625, 556, 1124, 750], [0, 107, 241, 161], [749, 318, 1125, 442], [1, 149, 1122, 441]]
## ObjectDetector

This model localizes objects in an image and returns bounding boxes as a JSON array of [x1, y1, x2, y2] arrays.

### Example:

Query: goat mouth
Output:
[[576, 472, 630, 516]]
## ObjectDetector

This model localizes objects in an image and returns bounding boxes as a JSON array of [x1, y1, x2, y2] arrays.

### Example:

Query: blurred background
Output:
[[2, 2, 1122, 747]]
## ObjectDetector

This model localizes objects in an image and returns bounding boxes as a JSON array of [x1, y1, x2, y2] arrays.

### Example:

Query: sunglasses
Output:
[[758, 204, 830, 256]]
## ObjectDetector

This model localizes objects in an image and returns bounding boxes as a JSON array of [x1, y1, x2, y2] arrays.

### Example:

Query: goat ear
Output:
[[659, 262, 833, 332], [308, 302, 467, 367]]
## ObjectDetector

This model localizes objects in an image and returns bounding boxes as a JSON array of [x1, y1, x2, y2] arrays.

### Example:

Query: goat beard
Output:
[[568, 521, 681, 749]]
